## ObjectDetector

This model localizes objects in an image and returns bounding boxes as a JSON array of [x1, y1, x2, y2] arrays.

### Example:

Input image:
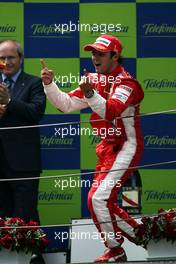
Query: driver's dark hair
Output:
[[110, 51, 123, 64]]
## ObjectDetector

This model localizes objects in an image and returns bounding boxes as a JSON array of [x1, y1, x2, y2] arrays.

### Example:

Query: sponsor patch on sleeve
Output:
[[112, 92, 129, 103], [111, 85, 133, 103], [116, 85, 133, 96]]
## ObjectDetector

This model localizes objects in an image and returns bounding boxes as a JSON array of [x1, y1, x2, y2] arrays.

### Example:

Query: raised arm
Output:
[[41, 65, 88, 112]]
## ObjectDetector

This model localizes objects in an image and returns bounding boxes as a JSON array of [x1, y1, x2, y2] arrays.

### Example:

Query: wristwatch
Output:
[[85, 89, 94, 98]]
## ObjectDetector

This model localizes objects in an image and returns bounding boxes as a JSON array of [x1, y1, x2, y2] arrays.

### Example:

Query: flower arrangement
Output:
[[0, 217, 48, 253], [134, 208, 176, 248]]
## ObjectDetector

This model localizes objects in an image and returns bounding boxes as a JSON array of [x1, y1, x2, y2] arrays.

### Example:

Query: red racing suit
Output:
[[44, 65, 144, 248]]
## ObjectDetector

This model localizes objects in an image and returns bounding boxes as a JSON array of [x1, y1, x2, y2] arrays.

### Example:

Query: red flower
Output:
[[28, 220, 39, 226], [0, 234, 13, 249], [0, 217, 48, 253], [165, 213, 175, 222], [134, 208, 176, 248], [27, 220, 39, 231]]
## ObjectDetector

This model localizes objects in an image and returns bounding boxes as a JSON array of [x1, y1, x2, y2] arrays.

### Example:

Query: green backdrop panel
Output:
[[0, 3, 24, 47], [141, 169, 176, 214], [80, 3, 136, 58], [137, 58, 176, 113], [39, 170, 81, 225]]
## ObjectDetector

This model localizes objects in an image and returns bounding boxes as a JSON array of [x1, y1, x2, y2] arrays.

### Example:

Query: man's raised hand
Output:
[[40, 59, 54, 85]]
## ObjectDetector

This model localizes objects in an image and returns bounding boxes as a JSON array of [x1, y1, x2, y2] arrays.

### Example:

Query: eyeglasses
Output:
[[0, 56, 18, 61]]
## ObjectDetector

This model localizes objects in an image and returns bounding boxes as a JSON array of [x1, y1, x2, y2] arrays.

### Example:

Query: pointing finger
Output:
[[40, 58, 47, 69]]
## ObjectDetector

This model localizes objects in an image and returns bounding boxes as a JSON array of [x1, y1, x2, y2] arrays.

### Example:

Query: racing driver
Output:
[[41, 34, 144, 262]]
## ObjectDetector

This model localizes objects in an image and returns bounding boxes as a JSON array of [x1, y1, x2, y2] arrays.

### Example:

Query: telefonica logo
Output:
[[145, 135, 176, 147], [0, 24, 16, 33], [143, 23, 176, 35], [145, 190, 176, 201], [38, 191, 73, 202], [31, 24, 57, 35], [40, 135, 74, 146], [144, 79, 176, 90]]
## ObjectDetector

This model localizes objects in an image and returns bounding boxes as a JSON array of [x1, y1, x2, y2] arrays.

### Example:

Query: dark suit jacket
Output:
[[0, 71, 46, 173]]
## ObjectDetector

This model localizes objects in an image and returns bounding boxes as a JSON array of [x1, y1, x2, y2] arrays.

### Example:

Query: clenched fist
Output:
[[79, 68, 94, 95]]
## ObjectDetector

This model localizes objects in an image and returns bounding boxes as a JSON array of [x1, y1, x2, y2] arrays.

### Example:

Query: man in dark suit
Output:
[[0, 40, 46, 264]]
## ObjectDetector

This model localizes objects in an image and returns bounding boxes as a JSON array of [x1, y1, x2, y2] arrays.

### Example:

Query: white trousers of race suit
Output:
[[88, 138, 143, 248]]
